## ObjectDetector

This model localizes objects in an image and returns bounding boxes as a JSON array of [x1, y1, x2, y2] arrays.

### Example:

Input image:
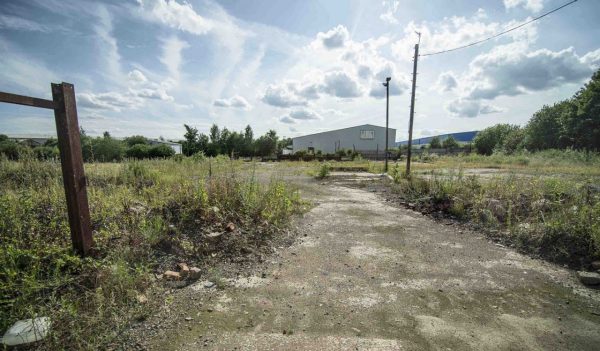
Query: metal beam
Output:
[[52, 82, 93, 256], [0, 91, 54, 109]]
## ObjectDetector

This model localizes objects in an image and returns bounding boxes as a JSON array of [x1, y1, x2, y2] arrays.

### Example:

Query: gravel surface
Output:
[[126, 172, 600, 351]]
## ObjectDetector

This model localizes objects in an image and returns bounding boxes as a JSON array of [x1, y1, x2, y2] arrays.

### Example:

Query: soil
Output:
[[124, 172, 600, 350]]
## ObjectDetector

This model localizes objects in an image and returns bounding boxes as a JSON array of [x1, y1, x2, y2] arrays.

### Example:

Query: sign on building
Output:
[[360, 130, 375, 139]]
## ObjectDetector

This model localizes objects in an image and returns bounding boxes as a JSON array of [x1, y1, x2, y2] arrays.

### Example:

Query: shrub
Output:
[[429, 136, 442, 149], [125, 144, 151, 159], [316, 162, 331, 179], [442, 136, 459, 149], [33, 146, 59, 160], [149, 144, 175, 158]]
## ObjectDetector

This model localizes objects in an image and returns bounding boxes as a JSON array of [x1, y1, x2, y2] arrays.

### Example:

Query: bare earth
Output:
[[140, 173, 600, 350]]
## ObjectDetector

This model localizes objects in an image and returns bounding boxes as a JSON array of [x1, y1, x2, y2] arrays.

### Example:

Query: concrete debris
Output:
[[1, 317, 51, 346], [164, 271, 181, 281], [189, 267, 202, 280], [577, 271, 600, 286], [177, 263, 190, 278]]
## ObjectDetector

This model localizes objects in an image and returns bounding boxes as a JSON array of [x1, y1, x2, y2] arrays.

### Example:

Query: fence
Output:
[[0, 83, 93, 256]]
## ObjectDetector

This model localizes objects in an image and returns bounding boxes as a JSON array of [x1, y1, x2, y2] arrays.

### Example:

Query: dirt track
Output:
[[140, 173, 600, 350]]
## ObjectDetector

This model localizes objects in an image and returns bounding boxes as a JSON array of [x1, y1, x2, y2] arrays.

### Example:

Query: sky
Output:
[[1, 0, 599, 141]]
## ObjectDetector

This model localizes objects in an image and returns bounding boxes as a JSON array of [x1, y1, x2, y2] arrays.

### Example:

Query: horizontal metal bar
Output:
[[0, 91, 55, 109]]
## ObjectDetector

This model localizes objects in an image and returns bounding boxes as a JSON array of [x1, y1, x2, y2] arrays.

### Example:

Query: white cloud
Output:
[[464, 46, 598, 100], [368, 63, 410, 98], [160, 35, 189, 82], [0, 14, 51, 32], [322, 71, 362, 98], [435, 71, 458, 92], [390, 9, 540, 61], [504, 0, 544, 13], [445, 98, 503, 118], [78, 91, 142, 112], [262, 84, 309, 107], [136, 0, 212, 35], [279, 116, 296, 124], [582, 49, 600, 68], [213, 95, 252, 110], [313, 25, 349, 49], [379, 0, 399, 25], [279, 108, 321, 125], [289, 109, 322, 120], [128, 69, 148, 83]]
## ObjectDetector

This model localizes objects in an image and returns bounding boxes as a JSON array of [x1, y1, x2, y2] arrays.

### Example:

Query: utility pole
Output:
[[383, 77, 391, 173], [406, 33, 420, 176]]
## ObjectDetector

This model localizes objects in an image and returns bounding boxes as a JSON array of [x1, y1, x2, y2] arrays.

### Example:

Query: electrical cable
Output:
[[420, 0, 579, 57]]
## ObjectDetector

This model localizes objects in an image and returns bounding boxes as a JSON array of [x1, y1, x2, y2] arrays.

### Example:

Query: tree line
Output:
[[181, 123, 291, 158], [473, 69, 600, 155], [0, 131, 175, 162]]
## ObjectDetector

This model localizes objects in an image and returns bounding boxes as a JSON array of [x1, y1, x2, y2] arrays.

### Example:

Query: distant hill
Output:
[[396, 130, 478, 147]]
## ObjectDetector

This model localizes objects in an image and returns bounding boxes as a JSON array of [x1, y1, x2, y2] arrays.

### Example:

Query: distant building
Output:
[[6, 134, 54, 147], [149, 139, 182, 154], [292, 124, 396, 155], [396, 130, 478, 147]]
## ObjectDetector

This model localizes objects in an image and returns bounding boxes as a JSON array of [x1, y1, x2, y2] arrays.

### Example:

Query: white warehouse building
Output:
[[292, 124, 396, 155]]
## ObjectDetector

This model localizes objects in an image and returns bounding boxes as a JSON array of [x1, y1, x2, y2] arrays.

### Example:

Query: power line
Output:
[[420, 0, 579, 57]]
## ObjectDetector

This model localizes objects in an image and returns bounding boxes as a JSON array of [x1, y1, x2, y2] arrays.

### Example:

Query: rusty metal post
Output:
[[52, 82, 93, 256]]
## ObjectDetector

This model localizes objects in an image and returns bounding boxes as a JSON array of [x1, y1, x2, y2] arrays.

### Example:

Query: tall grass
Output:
[[414, 149, 600, 176], [0, 157, 302, 349], [390, 170, 600, 266]]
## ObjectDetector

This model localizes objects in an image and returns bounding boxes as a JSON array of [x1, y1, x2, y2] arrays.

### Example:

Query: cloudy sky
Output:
[[1, 0, 599, 141]]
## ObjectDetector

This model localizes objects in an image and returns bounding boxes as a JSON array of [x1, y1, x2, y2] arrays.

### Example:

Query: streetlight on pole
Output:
[[383, 77, 391, 173]]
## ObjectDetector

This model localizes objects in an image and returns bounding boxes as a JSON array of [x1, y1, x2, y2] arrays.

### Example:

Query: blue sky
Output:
[[1, 0, 599, 141]]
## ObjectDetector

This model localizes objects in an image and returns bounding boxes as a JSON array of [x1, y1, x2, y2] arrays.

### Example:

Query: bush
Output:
[[33, 146, 59, 160], [0, 140, 31, 160], [442, 136, 459, 149], [125, 144, 151, 159], [473, 124, 519, 155], [316, 163, 331, 179], [149, 144, 175, 158], [429, 136, 442, 149]]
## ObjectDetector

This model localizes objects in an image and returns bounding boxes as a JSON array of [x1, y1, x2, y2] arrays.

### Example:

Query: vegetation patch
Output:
[[385, 160, 600, 267], [0, 157, 304, 350]]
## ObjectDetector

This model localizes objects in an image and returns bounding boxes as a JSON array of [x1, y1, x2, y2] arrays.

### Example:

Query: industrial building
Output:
[[292, 124, 396, 155], [396, 130, 478, 147]]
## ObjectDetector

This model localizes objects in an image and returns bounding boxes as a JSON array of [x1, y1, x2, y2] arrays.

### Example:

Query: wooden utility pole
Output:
[[406, 41, 419, 176], [0, 83, 93, 256], [52, 83, 93, 256]]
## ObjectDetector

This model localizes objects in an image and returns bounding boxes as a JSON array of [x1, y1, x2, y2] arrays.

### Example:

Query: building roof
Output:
[[148, 139, 182, 146], [292, 124, 396, 140], [396, 131, 478, 146]]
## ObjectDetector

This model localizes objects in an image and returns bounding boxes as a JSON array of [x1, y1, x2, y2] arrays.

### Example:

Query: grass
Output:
[[405, 149, 600, 177], [386, 151, 600, 266], [0, 156, 303, 350]]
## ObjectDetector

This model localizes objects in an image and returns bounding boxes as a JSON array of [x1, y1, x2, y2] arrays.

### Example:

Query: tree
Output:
[[442, 136, 459, 149], [126, 144, 150, 159], [524, 103, 565, 150], [242, 125, 254, 157], [503, 127, 526, 154], [473, 124, 519, 155], [570, 69, 600, 150], [149, 144, 175, 158], [183, 124, 199, 156], [429, 136, 441, 149], [92, 135, 123, 162], [125, 135, 148, 147], [255, 130, 278, 157]]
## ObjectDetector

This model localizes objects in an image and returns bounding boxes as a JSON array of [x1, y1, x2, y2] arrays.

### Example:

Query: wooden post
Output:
[[52, 82, 93, 256]]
